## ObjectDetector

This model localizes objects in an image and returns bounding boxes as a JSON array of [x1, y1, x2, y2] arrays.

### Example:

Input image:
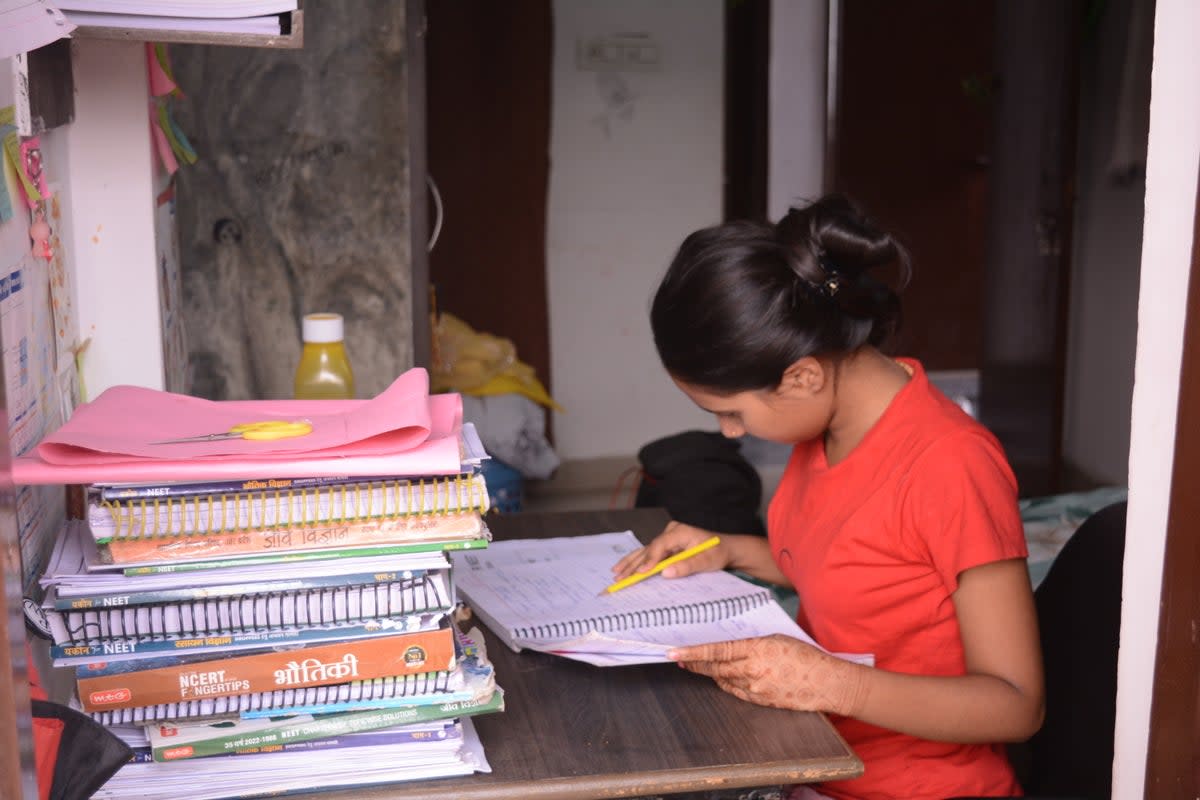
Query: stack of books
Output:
[[23, 374, 505, 798], [55, 0, 299, 37]]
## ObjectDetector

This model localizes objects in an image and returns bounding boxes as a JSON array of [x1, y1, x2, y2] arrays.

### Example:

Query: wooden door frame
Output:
[[407, 0, 431, 370], [978, 0, 1082, 498], [0, 362, 36, 797], [1144, 169, 1200, 797], [724, 0, 769, 221], [422, 0, 553, 397]]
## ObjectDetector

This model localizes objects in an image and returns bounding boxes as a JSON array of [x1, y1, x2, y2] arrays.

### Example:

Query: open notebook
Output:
[[450, 530, 867, 667]]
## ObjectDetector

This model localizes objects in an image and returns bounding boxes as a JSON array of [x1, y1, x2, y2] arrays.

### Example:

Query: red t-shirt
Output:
[[767, 359, 1028, 800]]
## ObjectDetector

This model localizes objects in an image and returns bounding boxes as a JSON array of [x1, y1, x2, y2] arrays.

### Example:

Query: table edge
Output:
[[321, 754, 865, 800]]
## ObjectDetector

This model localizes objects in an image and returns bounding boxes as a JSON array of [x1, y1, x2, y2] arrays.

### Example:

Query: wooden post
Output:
[[0, 361, 38, 798], [1144, 164, 1200, 799]]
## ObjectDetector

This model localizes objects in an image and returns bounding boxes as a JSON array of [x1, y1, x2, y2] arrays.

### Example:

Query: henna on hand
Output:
[[670, 635, 869, 717]]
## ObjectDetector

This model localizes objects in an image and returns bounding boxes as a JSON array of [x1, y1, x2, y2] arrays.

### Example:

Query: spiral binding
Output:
[[98, 474, 491, 539], [88, 669, 460, 725], [511, 590, 768, 641], [57, 575, 453, 646]]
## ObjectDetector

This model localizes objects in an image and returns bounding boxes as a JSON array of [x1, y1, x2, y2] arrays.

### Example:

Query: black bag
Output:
[[634, 430, 765, 536], [33, 698, 133, 800]]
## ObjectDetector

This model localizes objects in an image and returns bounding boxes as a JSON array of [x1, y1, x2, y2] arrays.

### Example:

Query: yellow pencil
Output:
[[600, 535, 722, 595]]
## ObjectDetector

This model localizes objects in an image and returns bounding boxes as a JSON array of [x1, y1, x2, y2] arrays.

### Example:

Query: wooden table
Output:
[[310, 508, 862, 799]]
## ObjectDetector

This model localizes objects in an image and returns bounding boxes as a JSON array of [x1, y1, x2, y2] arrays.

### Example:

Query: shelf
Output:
[[69, 7, 303, 49]]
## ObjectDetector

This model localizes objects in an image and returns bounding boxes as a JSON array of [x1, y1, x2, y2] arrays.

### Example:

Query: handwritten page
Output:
[[450, 531, 828, 667]]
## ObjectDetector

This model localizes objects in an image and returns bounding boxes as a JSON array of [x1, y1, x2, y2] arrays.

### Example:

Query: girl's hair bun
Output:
[[651, 194, 911, 392], [774, 194, 910, 343]]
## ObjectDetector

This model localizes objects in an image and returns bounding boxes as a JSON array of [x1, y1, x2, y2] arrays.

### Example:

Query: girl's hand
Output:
[[611, 521, 729, 581], [668, 635, 869, 716]]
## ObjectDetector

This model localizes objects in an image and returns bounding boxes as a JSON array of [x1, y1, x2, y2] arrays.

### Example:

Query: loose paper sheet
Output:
[[452, 531, 859, 667]]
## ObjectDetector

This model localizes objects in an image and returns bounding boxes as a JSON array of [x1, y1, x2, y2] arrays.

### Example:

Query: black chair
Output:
[[1023, 499, 1126, 798], [955, 499, 1126, 800]]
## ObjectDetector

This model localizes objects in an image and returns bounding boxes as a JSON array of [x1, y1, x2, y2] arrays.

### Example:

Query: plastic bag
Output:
[[431, 313, 562, 411]]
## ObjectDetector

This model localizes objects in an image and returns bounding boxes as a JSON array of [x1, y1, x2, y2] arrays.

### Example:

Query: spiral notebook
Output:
[[86, 629, 500, 726], [450, 530, 827, 667], [44, 575, 455, 663], [87, 667, 465, 726], [88, 473, 490, 541], [39, 520, 452, 599]]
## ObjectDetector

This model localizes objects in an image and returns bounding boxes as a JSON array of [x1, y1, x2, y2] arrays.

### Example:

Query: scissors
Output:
[[153, 420, 313, 445]]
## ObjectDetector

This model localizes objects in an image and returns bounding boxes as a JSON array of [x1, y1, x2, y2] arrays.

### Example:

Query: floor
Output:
[[520, 455, 643, 514]]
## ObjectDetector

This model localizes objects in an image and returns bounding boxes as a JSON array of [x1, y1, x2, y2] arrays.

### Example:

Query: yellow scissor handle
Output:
[[230, 420, 313, 441]]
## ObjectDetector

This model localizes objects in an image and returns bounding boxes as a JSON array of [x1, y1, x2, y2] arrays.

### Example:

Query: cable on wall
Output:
[[427, 173, 444, 253]]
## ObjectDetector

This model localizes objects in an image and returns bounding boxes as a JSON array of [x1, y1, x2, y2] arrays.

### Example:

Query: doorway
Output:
[[832, 0, 1083, 497], [424, 0, 554, 399]]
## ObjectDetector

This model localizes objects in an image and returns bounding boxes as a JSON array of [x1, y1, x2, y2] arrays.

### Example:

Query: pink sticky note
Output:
[[146, 43, 179, 97], [150, 112, 179, 175]]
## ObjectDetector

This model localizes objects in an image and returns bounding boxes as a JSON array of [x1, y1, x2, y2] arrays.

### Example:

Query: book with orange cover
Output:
[[76, 625, 456, 712], [88, 474, 490, 541], [99, 512, 486, 565]]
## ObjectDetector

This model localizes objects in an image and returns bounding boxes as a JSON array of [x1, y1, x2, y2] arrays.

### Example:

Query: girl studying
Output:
[[613, 194, 1043, 800]]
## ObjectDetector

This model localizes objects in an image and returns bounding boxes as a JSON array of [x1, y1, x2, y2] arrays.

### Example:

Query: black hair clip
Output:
[[818, 256, 842, 298]]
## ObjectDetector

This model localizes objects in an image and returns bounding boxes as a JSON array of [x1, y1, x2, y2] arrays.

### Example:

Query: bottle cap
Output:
[[302, 312, 344, 343]]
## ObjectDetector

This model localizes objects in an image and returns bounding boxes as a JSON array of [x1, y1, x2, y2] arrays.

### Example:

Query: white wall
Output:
[[56, 39, 164, 397], [1112, 0, 1200, 795], [767, 0, 827, 221], [546, 0, 831, 461], [546, 0, 723, 460], [1061, 0, 1148, 485]]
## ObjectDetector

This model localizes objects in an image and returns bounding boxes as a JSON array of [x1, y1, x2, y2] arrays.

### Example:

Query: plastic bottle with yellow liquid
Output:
[[294, 312, 355, 399]]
